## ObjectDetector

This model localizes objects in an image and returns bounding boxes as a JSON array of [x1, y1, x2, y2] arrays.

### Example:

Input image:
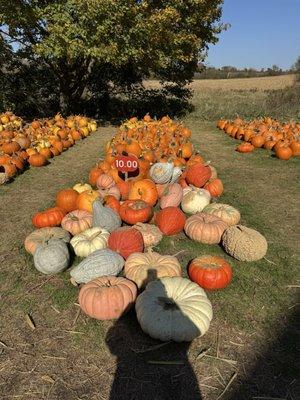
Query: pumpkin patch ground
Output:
[[0, 113, 299, 400]]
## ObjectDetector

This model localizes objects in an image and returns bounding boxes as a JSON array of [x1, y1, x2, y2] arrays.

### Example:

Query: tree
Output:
[[0, 0, 226, 115]]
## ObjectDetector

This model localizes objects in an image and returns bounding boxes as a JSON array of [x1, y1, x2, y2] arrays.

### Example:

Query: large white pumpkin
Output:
[[181, 186, 211, 214], [70, 227, 110, 257], [136, 276, 213, 342]]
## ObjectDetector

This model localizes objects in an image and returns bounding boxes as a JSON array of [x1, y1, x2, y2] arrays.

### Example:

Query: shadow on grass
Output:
[[105, 271, 203, 400], [84, 85, 194, 125], [228, 308, 299, 400]]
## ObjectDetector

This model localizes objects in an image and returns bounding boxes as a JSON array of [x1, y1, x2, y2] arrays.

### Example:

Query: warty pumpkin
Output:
[[222, 225, 267, 261], [70, 249, 125, 284]]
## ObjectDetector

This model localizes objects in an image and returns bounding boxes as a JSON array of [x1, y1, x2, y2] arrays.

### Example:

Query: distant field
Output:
[[146, 74, 295, 91]]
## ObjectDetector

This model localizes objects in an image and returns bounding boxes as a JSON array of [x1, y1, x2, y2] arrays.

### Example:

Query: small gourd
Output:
[[92, 199, 121, 232], [33, 239, 70, 275]]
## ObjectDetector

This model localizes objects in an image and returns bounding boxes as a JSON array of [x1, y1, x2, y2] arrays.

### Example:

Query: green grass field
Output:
[[0, 76, 299, 400]]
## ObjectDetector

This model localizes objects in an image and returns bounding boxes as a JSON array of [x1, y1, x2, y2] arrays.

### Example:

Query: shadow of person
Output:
[[105, 270, 203, 400]]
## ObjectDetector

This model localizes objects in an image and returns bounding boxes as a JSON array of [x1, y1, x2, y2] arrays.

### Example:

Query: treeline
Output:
[[195, 64, 293, 80]]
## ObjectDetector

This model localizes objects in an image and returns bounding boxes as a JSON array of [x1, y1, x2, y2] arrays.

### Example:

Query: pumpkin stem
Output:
[[157, 297, 179, 310]]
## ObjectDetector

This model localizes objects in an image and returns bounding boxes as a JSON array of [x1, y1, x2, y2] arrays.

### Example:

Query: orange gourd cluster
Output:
[[0, 113, 97, 183], [217, 117, 300, 160]]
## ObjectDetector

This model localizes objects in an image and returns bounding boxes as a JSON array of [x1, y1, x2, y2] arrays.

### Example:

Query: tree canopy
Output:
[[0, 0, 225, 116]]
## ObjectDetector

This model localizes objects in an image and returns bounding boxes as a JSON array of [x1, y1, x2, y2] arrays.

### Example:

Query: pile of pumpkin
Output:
[[217, 117, 300, 160], [24, 116, 268, 343], [0, 113, 97, 184]]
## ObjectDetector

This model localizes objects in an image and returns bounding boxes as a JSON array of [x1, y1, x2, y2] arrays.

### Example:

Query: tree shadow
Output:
[[105, 271, 203, 400], [84, 84, 194, 125], [227, 307, 299, 400]]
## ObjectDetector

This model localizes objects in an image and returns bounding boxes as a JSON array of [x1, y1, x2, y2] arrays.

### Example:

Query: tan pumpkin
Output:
[[202, 203, 241, 226], [133, 222, 163, 248], [184, 213, 228, 244], [79, 276, 137, 320], [24, 227, 71, 254], [61, 210, 93, 235], [124, 251, 182, 288]]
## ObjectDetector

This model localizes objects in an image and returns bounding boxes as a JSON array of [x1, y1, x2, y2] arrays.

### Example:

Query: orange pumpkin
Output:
[[236, 142, 254, 153], [275, 146, 293, 160], [108, 227, 144, 259], [290, 141, 300, 156], [119, 200, 153, 225], [103, 195, 120, 214], [251, 135, 265, 148], [204, 179, 224, 198], [89, 166, 103, 186], [77, 190, 99, 212], [78, 276, 137, 320], [28, 153, 47, 167], [186, 163, 211, 188], [155, 207, 186, 235], [56, 188, 79, 212], [128, 179, 158, 206], [32, 207, 66, 228]]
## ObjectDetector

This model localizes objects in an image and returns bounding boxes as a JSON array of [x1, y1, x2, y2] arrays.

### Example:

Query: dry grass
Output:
[[146, 74, 295, 91]]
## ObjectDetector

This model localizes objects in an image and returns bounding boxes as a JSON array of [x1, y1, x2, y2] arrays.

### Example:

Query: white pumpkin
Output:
[[70, 249, 124, 284], [73, 182, 93, 193], [136, 277, 213, 342], [70, 227, 110, 257], [33, 239, 70, 275], [170, 166, 182, 183], [150, 162, 174, 184], [181, 186, 211, 214]]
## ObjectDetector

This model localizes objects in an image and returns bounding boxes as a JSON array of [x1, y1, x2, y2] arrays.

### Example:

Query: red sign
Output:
[[114, 155, 139, 172]]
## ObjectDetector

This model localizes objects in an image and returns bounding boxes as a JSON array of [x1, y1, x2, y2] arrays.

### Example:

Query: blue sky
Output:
[[206, 0, 300, 70]]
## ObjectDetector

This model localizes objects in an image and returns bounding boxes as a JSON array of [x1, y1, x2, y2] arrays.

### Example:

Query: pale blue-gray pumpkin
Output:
[[33, 239, 70, 275], [92, 199, 121, 233], [70, 248, 124, 284]]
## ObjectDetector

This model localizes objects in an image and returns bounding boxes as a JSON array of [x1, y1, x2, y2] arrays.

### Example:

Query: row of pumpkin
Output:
[[217, 117, 300, 160], [0, 112, 97, 184], [24, 116, 268, 342]]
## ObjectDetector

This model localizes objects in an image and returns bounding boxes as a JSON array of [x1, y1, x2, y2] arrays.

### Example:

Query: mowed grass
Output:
[[0, 77, 299, 399]]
